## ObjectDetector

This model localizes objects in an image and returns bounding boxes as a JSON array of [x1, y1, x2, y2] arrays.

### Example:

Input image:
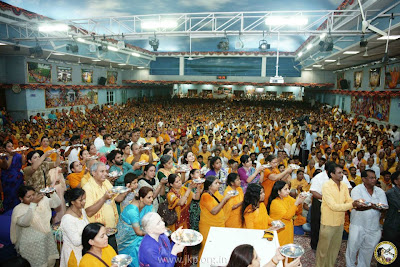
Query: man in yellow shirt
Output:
[[83, 162, 130, 251], [290, 170, 310, 194], [348, 166, 362, 186], [316, 164, 363, 267], [198, 145, 211, 165]]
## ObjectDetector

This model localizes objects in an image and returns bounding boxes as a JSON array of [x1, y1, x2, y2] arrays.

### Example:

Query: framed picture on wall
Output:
[[370, 67, 381, 89], [354, 71, 363, 89], [385, 63, 400, 89], [81, 69, 93, 83], [57, 66, 72, 83], [107, 71, 118, 85], [337, 72, 344, 89], [27, 62, 51, 83]]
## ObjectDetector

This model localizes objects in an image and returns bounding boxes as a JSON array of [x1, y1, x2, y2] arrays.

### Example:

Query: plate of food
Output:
[[289, 164, 300, 170], [138, 161, 149, 166], [193, 178, 205, 184], [279, 244, 305, 258], [267, 220, 286, 231], [375, 203, 389, 209], [171, 229, 203, 246], [141, 147, 152, 151], [106, 227, 118, 236], [112, 254, 132, 267], [358, 200, 372, 207], [12, 146, 29, 152], [300, 191, 312, 198], [108, 171, 122, 178], [227, 190, 239, 196], [87, 156, 98, 160], [40, 187, 55, 194], [0, 153, 7, 157], [262, 164, 272, 168], [178, 165, 190, 172], [111, 186, 129, 194]]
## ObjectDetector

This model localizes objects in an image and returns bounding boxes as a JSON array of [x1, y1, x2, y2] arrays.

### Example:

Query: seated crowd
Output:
[[0, 98, 399, 267]]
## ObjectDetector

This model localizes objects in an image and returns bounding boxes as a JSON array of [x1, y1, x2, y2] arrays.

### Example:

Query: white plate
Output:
[[138, 161, 149, 166], [0, 153, 7, 157], [289, 164, 300, 170], [112, 254, 132, 266], [108, 171, 122, 177], [40, 187, 55, 194], [171, 229, 203, 246], [111, 186, 129, 194], [193, 178, 205, 184], [227, 190, 239, 196], [279, 244, 305, 258], [262, 164, 272, 168]]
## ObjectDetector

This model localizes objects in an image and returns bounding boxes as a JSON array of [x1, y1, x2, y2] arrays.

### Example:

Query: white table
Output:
[[200, 227, 283, 267]]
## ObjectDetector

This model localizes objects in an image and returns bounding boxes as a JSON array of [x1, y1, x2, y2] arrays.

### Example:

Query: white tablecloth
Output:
[[200, 227, 283, 267]]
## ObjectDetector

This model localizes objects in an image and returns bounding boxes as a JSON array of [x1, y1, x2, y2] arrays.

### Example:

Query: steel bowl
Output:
[[279, 244, 305, 258], [111, 254, 132, 266]]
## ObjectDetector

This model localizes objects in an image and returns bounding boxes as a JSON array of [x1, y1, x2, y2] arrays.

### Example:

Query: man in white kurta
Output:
[[345, 170, 388, 267]]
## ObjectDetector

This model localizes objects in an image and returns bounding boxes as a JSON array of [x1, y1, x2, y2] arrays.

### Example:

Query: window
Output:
[[106, 90, 114, 105]]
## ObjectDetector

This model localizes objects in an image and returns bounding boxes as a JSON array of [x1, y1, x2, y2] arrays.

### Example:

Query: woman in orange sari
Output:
[[198, 175, 233, 259], [166, 173, 196, 267], [223, 173, 244, 228], [242, 183, 273, 229], [267, 181, 306, 246], [262, 155, 293, 206]]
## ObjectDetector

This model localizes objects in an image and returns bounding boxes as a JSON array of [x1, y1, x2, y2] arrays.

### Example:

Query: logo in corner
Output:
[[374, 241, 397, 265]]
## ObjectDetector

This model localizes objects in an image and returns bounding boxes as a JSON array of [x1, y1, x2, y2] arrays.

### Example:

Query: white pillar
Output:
[[179, 56, 184, 76], [261, 56, 267, 77]]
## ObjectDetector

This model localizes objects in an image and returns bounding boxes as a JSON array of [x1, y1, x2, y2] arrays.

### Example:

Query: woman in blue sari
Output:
[[0, 140, 25, 211], [116, 186, 154, 267]]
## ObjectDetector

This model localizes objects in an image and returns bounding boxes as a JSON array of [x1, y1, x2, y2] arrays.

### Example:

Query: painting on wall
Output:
[[337, 72, 344, 89], [351, 96, 390, 121], [369, 67, 381, 89], [27, 62, 51, 83], [354, 71, 363, 89], [57, 66, 72, 83], [45, 88, 98, 108], [82, 69, 93, 83], [107, 71, 118, 85], [385, 63, 400, 89]]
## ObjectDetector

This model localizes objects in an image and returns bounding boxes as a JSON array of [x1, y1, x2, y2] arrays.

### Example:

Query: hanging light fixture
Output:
[[259, 31, 270, 51], [149, 32, 159, 51], [217, 31, 229, 51]]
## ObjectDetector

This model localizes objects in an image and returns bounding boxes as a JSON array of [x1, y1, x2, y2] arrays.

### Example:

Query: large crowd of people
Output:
[[0, 98, 400, 267]]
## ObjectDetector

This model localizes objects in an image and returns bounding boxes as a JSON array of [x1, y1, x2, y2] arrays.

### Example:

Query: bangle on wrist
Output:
[[271, 257, 278, 266]]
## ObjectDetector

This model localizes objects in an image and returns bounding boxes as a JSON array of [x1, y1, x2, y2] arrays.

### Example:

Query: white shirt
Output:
[[310, 171, 352, 202], [137, 137, 146, 146], [94, 136, 104, 151], [350, 184, 387, 230], [365, 164, 380, 179]]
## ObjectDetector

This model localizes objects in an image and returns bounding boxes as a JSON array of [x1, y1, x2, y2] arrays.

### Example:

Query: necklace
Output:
[[70, 207, 82, 218]]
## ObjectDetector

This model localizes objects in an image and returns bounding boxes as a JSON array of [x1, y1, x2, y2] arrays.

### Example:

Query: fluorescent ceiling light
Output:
[[92, 59, 101, 61], [137, 66, 145, 69], [325, 59, 336, 62], [132, 52, 140, 57], [313, 65, 322, 67], [320, 33, 327, 40], [0, 42, 7, 45], [306, 44, 313, 50], [53, 52, 65, 55], [298, 52, 303, 57], [107, 46, 118, 51], [377, 35, 400, 40], [343, 51, 359, 54], [265, 16, 308, 26], [39, 24, 69, 32], [76, 38, 86, 43], [141, 20, 178, 29], [304, 68, 312, 70], [118, 63, 126, 65]]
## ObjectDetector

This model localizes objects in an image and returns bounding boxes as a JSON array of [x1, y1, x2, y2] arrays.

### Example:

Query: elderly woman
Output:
[[10, 185, 61, 267], [138, 212, 185, 267]]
